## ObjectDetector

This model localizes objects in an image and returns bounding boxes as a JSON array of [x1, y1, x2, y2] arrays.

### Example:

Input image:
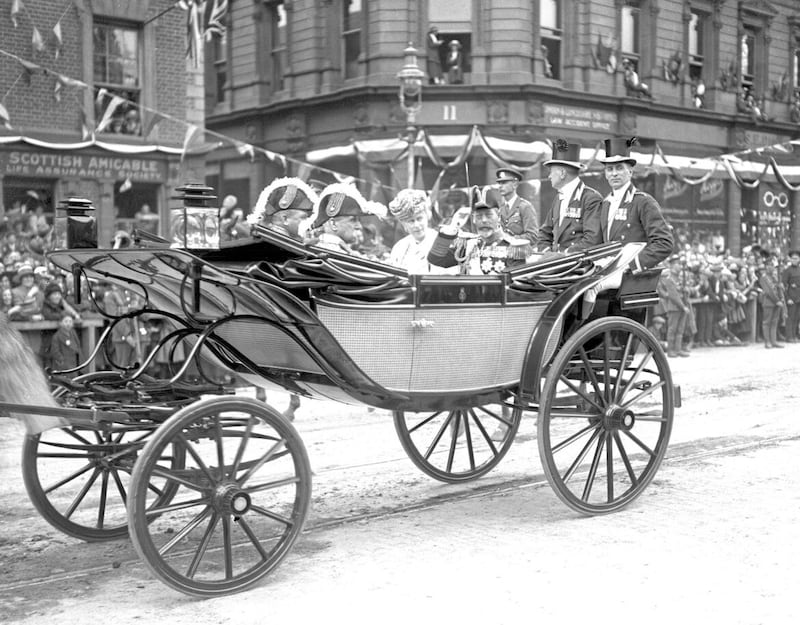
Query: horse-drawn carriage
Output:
[[2, 221, 676, 597]]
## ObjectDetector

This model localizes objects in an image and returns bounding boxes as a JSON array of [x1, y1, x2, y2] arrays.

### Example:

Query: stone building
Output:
[[0, 0, 204, 246], [204, 0, 800, 255]]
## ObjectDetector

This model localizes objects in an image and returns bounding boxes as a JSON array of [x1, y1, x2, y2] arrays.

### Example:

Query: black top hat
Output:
[[495, 168, 523, 183], [470, 185, 502, 210], [600, 137, 638, 165], [544, 139, 583, 169]]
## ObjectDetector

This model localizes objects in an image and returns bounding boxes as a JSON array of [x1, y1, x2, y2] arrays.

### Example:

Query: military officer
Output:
[[538, 139, 603, 253], [495, 167, 539, 253], [248, 176, 318, 241], [782, 249, 800, 342]]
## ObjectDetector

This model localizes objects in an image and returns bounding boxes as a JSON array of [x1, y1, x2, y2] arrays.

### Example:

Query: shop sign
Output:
[[0, 149, 167, 182], [543, 104, 616, 131]]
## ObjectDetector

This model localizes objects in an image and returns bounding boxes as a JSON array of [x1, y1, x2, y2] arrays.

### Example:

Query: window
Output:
[[792, 28, 800, 100], [342, 0, 362, 79], [620, 1, 640, 71], [212, 28, 227, 103], [270, 1, 287, 91], [93, 21, 141, 136], [740, 26, 756, 89], [539, 0, 561, 80], [688, 10, 706, 82]]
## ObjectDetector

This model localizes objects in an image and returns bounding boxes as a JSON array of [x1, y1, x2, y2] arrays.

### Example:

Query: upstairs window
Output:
[[791, 27, 800, 100], [539, 0, 561, 80], [270, 1, 287, 91], [740, 26, 756, 89], [343, 0, 362, 79], [93, 21, 141, 136], [688, 10, 707, 83], [211, 27, 227, 103], [620, 1, 640, 72]]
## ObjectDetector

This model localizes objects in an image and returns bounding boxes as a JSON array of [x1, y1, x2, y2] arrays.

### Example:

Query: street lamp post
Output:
[[397, 43, 425, 189]]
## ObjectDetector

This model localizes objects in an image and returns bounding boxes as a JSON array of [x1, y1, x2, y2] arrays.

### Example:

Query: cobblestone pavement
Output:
[[2, 341, 799, 625]]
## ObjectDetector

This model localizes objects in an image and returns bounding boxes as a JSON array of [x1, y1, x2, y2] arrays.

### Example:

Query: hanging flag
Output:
[[142, 110, 166, 138], [235, 142, 255, 161], [78, 104, 91, 140], [57, 73, 87, 90], [53, 77, 62, 101], [180, 123, 201, 161], [332, 172, 356, 185], [95, 94, 125, 132], [10, 0, 22, 28], [119, 177, 133, 193], [32, 26, 45, 53], [52, 21, 63, 59], [181, 0, 205, 68], [0, 103, 12, 130], [204, 0, 228, 39], [413, 158, 425, 190], [17, 56, 39, 85]]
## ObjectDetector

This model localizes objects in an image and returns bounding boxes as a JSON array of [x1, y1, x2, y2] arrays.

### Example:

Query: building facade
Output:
[[0, 0, 205, 246], [206, 0, 800, 255]]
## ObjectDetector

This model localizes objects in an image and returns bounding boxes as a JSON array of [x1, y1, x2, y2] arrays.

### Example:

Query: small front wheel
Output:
[[127, 397, 311, 597]]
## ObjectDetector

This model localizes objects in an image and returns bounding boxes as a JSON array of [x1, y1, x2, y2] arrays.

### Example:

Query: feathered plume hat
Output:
[[310, 183, 386, 230], [247, 177, 319, 226]]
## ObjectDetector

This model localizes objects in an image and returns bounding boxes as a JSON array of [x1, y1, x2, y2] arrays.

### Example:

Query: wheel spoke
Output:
[[619, 380, 665, 410], [562, 428, 601, 484], [236, 515, 269, 560], [110, 467, 128, 505], [64, 467, 101, 519], [577, 347, 604, 406], [245, 476, 301, 493], [250, 504, 292, 526], [581, 432, 605, 502], [616, 350, 654, 405], [177, 434, 218, 485], [61, 428, 94, 446], [421, 412, 452, 461], [559, 375, 604, 412], [602, 331, 612, 404], [606, 433, 614, 502], [445, 411, 459, 473], [43, 462, 95, 494], [463, 409, 477, 471], [613, 333, 635, 403], [550, 408, 601, 419], [97, 470, 110, 528], [239, 439, 287, 485], [148, 465, 206, 492], [186, 511, 219, 579], [158, 506, 212, 556], [222, 515, 233, 580], [614, 431, 638, 486], [408, 411, 443, 435], [551, 422, 596, 454], [621, 429, 657, 458], [146, 496, 211, 517], [230, 417, 256, 477], [214, 415, 226, 481]]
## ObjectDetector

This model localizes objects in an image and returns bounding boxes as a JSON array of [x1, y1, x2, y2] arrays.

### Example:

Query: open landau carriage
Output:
[[6, 217, 677, 597]]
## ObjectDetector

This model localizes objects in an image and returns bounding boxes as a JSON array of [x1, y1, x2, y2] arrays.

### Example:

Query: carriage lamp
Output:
[[397, 43, 425, 189], [170, 183, 220, 250], [55, 197, 97, 249]]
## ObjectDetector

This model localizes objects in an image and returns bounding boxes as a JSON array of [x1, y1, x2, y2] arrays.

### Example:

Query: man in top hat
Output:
[[495, 167, 539, 254], [538, 139, 603, 253], [307, 183, 385, 254], [782, 249, 800, 342], [593, 137, 673, 271], [428, 186, 527, 275], [249, 177, 318, 242]]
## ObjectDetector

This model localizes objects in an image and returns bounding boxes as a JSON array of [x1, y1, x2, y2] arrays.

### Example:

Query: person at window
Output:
[[388, 189, 444, 274], [428, 186, 528, 275], [426, 26, 444, 85], [307, 183, 385, 254], [444, 40, 464, 85], [538, 139, 602, 253], [123, 108, 141, 135], [622, 58, 653, 99], [495, 167, 538, 257], [249, 177, 318, 241], [781, 249, 800, 342]]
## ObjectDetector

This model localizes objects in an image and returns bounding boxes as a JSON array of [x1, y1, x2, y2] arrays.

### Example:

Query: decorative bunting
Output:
[[95, 94, 125, 132], [53, 76, 62, 101], [78, 102, 91, 140], [10, 0, 22, 29], [180, 123, 202, 161], [52, 21, 62, 59], [142, 110, 166, 138], [204, 0, 228, 40], [0, 103, 12, 130], [235, 141, 255, 161], [119, 177, 133, 193], [32, 26, 44, 53]]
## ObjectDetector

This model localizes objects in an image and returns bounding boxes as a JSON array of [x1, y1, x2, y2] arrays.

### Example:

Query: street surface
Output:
[[1, 341, 798, 625]]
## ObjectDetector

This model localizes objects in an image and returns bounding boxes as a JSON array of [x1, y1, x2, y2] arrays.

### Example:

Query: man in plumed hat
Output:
[[428, 186, 527, 275], [249, 177, 318, 241], [592, 137, 673, 271], [538, 139, 602, 253], [307, 183, 386, 254], [495, 167, 539, 252], [781, 249, 800, 342]]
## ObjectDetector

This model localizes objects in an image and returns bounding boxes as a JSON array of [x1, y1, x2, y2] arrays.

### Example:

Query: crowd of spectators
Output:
[[653, 233, 800, 355]]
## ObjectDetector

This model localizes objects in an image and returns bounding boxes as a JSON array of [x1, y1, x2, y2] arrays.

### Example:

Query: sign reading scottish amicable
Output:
[[0, 149, 167, 182], [543, 104, 616, 131]]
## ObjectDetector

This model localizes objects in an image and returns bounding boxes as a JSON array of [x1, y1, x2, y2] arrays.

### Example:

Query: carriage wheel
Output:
[[393, 397, 522, 483], [127, 397, 311, 597], [538, 316, 673, 515], [22, 422, 185, 541]]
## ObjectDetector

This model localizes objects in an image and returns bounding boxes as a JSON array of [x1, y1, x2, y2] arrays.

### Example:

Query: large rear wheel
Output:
[[538, 317, 673, 515]]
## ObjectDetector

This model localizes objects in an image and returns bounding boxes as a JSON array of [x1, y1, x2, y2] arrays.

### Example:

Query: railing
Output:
[[10, 317, 107, 373]]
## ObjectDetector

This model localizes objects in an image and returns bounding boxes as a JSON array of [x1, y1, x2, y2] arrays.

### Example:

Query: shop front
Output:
[[0, 138, 181, 245]]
